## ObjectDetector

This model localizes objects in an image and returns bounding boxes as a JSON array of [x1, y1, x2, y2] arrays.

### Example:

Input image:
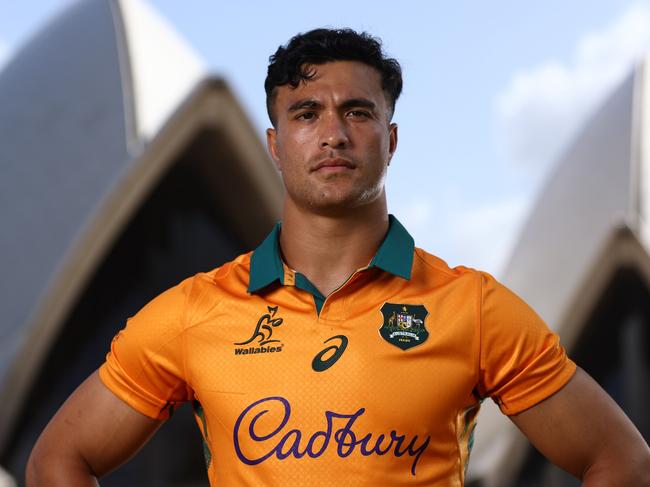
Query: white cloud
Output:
[[443, 196, 529, 275], [397, 197, 433, 230], [0, 39, 11, 73], [496, 3, 650, 170], [395, 194, 529, 277]]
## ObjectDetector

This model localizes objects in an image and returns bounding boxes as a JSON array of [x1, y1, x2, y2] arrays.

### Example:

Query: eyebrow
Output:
[[287, 98, 377, 113], [340, 98, 376, 111], [288, 99, 322, 112]]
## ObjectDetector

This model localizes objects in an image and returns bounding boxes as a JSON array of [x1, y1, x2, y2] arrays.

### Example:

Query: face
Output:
[[266, 61, 398, 214]]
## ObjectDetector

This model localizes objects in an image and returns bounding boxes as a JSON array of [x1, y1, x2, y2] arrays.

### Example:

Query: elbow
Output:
[[25, 437, 98, 487], [26, 442, 46, 487], [621, 453, 650, 487], [25, 439, 62, 487], [635, 451, 650, 486], [583, 447, 650, 486], [619, 446, 650, 486]]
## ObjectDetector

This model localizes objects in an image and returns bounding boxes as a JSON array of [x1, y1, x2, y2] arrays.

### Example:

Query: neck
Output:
[[279, 195, 389, 296]]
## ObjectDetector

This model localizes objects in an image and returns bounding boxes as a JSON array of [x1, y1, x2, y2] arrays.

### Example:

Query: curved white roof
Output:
[[116, 0, 206, 144], [503, 70, 639, 332], [469, 61, 650, 484], [0, 0, 281, 448], [0, 0, 131, 391]]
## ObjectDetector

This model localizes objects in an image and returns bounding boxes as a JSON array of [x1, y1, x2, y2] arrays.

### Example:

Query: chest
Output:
[[184, 294, 480, 428]]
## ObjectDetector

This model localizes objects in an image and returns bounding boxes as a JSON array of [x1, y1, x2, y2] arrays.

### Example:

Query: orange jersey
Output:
[[99, 216, 576, 486]]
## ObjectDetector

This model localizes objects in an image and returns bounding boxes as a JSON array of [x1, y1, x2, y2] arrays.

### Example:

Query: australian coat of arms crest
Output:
[[379, 303, 429, 351]]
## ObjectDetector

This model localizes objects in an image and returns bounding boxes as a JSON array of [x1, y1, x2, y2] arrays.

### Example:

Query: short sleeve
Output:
[[99, 277, 194, 420], [477, 272, 576, 415]]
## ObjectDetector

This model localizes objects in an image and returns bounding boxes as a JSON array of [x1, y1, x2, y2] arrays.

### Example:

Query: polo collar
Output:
[[368, 215, 414, 280], [248, 214, 414, 293], [248, 222, 284, 293]]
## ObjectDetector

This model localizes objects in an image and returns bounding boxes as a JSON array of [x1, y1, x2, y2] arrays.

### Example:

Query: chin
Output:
[[304, 191, 382, 215]]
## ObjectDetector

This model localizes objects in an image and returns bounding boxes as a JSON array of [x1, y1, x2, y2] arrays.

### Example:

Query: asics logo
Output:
[[312, 335, 348, 372]]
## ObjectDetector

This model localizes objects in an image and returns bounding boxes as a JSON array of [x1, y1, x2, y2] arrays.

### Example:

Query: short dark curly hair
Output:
[[265, 28, 403, 126]]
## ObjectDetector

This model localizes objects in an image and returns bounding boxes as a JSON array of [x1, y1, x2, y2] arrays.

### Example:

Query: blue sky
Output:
[[2, 0, 649, 276]]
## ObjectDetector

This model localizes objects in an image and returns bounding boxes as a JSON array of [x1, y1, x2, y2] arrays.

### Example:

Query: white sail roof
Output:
[[116, 0, 206, 144], [469, 61, 650, 484], [0, 0, 281, 449]]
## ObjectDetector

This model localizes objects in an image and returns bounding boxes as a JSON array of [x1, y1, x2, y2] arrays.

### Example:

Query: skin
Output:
[[266, 61, 397, 295], [26, 371, 162, 486], [512, 368, 650, 485], [27, 60, 650, 485]]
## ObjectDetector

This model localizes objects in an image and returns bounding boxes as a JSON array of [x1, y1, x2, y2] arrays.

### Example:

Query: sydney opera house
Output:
[[0, 1, 647, 485], [470, 57, 650, 486]]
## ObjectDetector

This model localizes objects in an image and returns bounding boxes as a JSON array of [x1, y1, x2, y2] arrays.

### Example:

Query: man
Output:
[[28, 28, 650, 486]]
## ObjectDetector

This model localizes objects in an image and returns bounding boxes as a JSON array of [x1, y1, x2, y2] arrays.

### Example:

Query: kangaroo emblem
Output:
[[235, 306, 284, 346]]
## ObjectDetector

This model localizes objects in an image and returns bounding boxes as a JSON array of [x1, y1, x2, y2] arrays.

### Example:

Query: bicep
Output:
[[510, 367, 649, 481], [30, 370, 163, 480]]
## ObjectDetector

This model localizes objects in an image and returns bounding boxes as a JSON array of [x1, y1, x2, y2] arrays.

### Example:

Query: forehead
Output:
[[275, 61, 385, 108]]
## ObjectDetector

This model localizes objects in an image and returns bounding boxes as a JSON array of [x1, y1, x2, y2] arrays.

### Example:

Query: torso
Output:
[[185, 248, 480, 486]]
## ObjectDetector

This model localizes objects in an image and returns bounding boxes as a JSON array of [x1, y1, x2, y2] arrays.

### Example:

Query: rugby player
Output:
[[27, 28, 650, 486]]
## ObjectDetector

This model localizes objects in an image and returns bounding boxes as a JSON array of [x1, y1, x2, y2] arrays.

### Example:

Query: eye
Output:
[[347, 110, 371, 119], [296, 112, 316, 121]]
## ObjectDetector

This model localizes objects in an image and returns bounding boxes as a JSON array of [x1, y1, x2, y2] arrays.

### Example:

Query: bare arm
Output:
[[26, 370, 162, 486], [511, 367, 650, 485]]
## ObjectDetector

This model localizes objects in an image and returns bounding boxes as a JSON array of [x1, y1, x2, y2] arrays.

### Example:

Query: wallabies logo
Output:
[[234, 306, 285, 356]]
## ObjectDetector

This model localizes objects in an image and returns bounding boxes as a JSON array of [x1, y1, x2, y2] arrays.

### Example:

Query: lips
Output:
[[311, 157, 356, 172]]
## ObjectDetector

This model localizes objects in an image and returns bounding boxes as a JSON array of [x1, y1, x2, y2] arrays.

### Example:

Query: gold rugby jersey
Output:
[[99, 215, 576, 486]]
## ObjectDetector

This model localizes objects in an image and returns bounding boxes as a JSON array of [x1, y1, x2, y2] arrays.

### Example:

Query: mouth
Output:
[[311, 157, 357, 173]]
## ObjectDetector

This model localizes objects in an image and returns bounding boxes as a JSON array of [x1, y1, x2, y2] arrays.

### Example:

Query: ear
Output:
[[266, 127, 282, 171], [387, 123, 398, 165]]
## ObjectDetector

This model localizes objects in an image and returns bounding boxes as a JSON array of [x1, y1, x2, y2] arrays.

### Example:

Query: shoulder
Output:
[[129, 250, 255, 333], [182, 250, 254, 319], [194, 250, 253, 289], [412, 246, 486, 288]]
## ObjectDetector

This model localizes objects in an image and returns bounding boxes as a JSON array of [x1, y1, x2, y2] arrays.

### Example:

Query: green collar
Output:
[[368, 215, 414, 280], [248, 214, 414, 293]]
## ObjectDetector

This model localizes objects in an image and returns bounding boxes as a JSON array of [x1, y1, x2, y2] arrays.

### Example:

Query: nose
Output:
[[319, 114, 350, 149]]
